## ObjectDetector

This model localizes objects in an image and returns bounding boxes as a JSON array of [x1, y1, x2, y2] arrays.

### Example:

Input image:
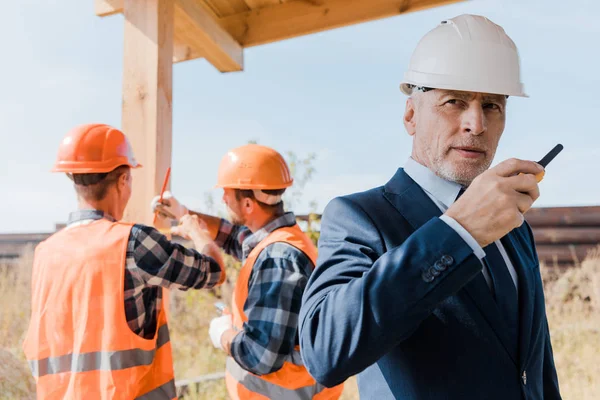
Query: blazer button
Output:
[[433, 260, 447, 272], [422, 270, 435, 282], [440, 255, 454, 266]]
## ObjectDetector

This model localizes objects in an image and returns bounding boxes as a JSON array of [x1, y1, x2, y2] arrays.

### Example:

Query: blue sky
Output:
[[2, 0, 599, 233]]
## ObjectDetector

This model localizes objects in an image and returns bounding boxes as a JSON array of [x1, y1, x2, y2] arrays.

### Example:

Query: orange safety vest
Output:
[[225, 224, 344, 400], [22, 219, 176, 400]]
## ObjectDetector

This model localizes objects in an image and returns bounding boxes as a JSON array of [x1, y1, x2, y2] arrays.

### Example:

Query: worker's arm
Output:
[[211, 219, 252, 261], [150, 191, 250, 260], [224, 243, 313, 375], [184, 211, 251, 261], [129, 221, 225, 290], [298, 196, 482, 387]]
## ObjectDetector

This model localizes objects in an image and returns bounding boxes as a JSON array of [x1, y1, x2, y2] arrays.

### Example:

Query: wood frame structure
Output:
[[94, 0, 465, 224]]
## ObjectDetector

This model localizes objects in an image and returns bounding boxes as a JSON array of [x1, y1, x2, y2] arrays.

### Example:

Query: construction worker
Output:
[[22, 123, 226, 399], [150, 144, 344, 399]]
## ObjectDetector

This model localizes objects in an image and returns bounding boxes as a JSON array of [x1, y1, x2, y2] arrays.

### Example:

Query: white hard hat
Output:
[[400, 14, 527, 97]]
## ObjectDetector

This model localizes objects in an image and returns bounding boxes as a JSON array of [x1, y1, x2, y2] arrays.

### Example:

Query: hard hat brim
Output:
[[51, 160, 142, 174]]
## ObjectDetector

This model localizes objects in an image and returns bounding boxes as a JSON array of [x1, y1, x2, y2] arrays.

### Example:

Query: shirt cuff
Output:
[[439, 215, 485, 260], [214, 218, 233, 248]]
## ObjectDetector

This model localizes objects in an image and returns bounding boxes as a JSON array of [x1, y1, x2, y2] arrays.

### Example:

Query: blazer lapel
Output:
[[383, 168, 519, 365], [383, 169, 444, 230], [501, 233, 537, 368]]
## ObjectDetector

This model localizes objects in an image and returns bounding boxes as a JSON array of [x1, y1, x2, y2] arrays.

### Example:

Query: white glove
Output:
[[209, 314, 233, 350], [150, 191, 188, 220]]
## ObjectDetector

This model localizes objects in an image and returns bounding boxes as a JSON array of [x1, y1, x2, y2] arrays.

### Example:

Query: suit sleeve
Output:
[[298, 196, 483, 387]]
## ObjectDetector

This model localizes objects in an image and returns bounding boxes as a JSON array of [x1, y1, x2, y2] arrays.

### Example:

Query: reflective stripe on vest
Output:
[[226, 358, 330, 400], [135, 378, 177, 400], [28, 324, 170, 378]]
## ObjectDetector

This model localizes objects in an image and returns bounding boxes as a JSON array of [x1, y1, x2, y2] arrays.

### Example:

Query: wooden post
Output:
[[121, 0, 174, 225]]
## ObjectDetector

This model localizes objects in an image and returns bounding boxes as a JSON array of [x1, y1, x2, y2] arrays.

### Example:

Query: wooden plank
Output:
[[242, 0, 284, 10], [173, 40, 205, 63], [204, 0, 250, 17], [121, 0, 174, 225], [536, 244, 599, 264], [94, 0, 206, 63], [532, 227, 600, 245], [219, 0, 465, 47], [95, 0, 123, 16], [174, 0, 244, 71], [526, 206, 600, 227], [94, 0, 250, 18]]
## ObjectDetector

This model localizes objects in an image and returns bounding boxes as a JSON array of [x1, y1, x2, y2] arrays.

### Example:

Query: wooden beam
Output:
[[220, 0, 466, 47], [95, 0, 252, 17], [204, 0, 250, 17], [174, 0, 244, 71], [173, 40, 204, 64], [95, 0, 123, 16], [242, 0, 283, 10], [121, 0, 174, 225], [95, 0, 202, 63]]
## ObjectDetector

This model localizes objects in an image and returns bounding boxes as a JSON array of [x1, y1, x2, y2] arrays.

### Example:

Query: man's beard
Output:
[[227, 205, 245, 226], [429, 148, 493, 186]]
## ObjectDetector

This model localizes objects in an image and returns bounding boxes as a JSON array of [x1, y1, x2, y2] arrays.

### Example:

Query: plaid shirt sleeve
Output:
[[214, 219, 252, 261], [127, 224, 224, 290], [229, 242, 314, 375]]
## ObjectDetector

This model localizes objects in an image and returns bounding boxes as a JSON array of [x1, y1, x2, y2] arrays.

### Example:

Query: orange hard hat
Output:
[[52, 123, 141, 173], [216, 144, 293, 190]]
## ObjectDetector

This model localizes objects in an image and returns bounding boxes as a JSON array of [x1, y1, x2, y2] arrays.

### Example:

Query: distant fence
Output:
[[2, 207, 599, 268], [526, 206, 600, 267]]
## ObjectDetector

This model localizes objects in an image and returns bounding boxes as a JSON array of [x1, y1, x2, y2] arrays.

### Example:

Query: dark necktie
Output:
[[456, 188, 519, 351]]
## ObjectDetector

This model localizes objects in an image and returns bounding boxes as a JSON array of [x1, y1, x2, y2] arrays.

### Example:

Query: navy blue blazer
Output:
[[299, 168, 561, 399]]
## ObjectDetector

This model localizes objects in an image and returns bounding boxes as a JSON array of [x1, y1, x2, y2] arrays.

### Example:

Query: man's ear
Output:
[[116, 172, 129, 193], [404, 97, 417, 136], [242, 198, 255, 215]]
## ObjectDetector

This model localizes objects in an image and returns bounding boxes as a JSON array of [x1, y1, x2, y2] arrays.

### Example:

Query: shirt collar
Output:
[[242, 212, 297, 259], [68, 209, 116, 226], [403, 157, 463, 209]]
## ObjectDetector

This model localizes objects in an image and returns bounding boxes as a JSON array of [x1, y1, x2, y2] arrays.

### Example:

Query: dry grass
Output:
[[1, 248, 598, 399]]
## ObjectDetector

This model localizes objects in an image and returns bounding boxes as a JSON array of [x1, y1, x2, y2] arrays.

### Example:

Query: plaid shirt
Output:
[[67, 210, 224, 339], [215, 212, 315, 376]]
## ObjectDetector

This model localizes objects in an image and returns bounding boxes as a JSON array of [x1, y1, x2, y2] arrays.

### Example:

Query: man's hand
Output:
[[150, 191, 188, 220], [171, 214, 208, 241], [172, 215, 216, 252], [445, 158, 543, 248], [172, 215, 226, 277], [209, 314, 233, 350]]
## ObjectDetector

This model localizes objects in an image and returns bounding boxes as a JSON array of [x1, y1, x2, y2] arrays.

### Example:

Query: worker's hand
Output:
[[172, 215, 225, 269], [444, 158, 543, 248], [209, 314, 233, 350], [171, 214, 209, 242], [150, 191, 188, 220]]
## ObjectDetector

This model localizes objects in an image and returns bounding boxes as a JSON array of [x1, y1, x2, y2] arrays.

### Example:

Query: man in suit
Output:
[[298, 14, 562, 400]]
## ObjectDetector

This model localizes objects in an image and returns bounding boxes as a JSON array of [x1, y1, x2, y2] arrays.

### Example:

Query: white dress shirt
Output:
[[403, 157, 519, 293]]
